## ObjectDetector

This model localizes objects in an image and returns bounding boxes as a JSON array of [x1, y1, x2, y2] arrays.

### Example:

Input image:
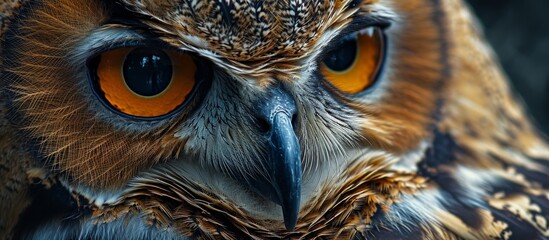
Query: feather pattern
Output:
[[2, 0, 549, 239]]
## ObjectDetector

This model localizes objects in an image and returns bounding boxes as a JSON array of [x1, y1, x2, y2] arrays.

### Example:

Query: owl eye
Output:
[[320, 26, 385, 94], [93, 47, 197, 118]]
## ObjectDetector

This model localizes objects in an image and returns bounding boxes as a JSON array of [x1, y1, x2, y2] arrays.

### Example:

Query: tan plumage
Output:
[[1, 0, 549, 239]]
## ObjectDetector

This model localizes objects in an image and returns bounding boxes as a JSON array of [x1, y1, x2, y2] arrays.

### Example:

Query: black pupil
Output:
[[323, 38, 358, 72], [123, 48, 173, 97]]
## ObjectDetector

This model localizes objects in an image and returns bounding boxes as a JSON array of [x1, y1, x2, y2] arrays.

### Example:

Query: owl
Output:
[[1, 0, 549, 239]]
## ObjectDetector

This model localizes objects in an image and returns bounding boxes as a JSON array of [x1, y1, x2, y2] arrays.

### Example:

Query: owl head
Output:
[[4, 0, 456, 231]]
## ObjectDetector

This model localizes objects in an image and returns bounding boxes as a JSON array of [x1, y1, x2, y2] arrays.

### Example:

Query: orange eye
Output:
[[320, 27, 385, 94], [95, 47, 196, 118]]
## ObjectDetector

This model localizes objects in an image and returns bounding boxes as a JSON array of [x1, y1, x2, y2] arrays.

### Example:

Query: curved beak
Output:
[[268, 111, 301, 231], [246, 85, 302, 231]]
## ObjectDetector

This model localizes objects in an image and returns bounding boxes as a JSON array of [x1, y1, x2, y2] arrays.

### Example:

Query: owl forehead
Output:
[[119, 0, 377, 80]]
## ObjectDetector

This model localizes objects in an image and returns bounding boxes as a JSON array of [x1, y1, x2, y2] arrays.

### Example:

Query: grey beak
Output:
[[247, 85, 302, 231]]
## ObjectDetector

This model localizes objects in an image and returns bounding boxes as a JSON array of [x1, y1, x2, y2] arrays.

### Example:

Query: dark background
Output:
[[466, 0, 549, 135]]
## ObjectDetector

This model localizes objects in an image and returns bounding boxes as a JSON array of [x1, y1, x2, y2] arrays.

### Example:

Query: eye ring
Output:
[[320, 26, 386, 95], [87, 47, 203, 120]]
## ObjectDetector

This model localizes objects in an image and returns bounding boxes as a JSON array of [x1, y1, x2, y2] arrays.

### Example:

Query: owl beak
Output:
[[269, 111, 301, 231], [249, 85, 302, 231]]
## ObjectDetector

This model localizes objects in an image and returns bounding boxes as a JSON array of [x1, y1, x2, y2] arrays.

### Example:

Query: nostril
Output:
[[256, 116, 271, 133], [291, 113, 298, 129]]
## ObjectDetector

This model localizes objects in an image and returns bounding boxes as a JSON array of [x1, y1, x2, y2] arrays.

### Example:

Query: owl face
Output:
[[4, 0, 446, 230]]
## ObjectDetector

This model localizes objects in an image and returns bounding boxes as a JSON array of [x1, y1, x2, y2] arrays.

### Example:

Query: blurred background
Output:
[[466, 0, 549, 135]]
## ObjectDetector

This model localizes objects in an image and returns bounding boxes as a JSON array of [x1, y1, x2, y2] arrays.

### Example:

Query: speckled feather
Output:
[[2, 0, 549, 239]]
